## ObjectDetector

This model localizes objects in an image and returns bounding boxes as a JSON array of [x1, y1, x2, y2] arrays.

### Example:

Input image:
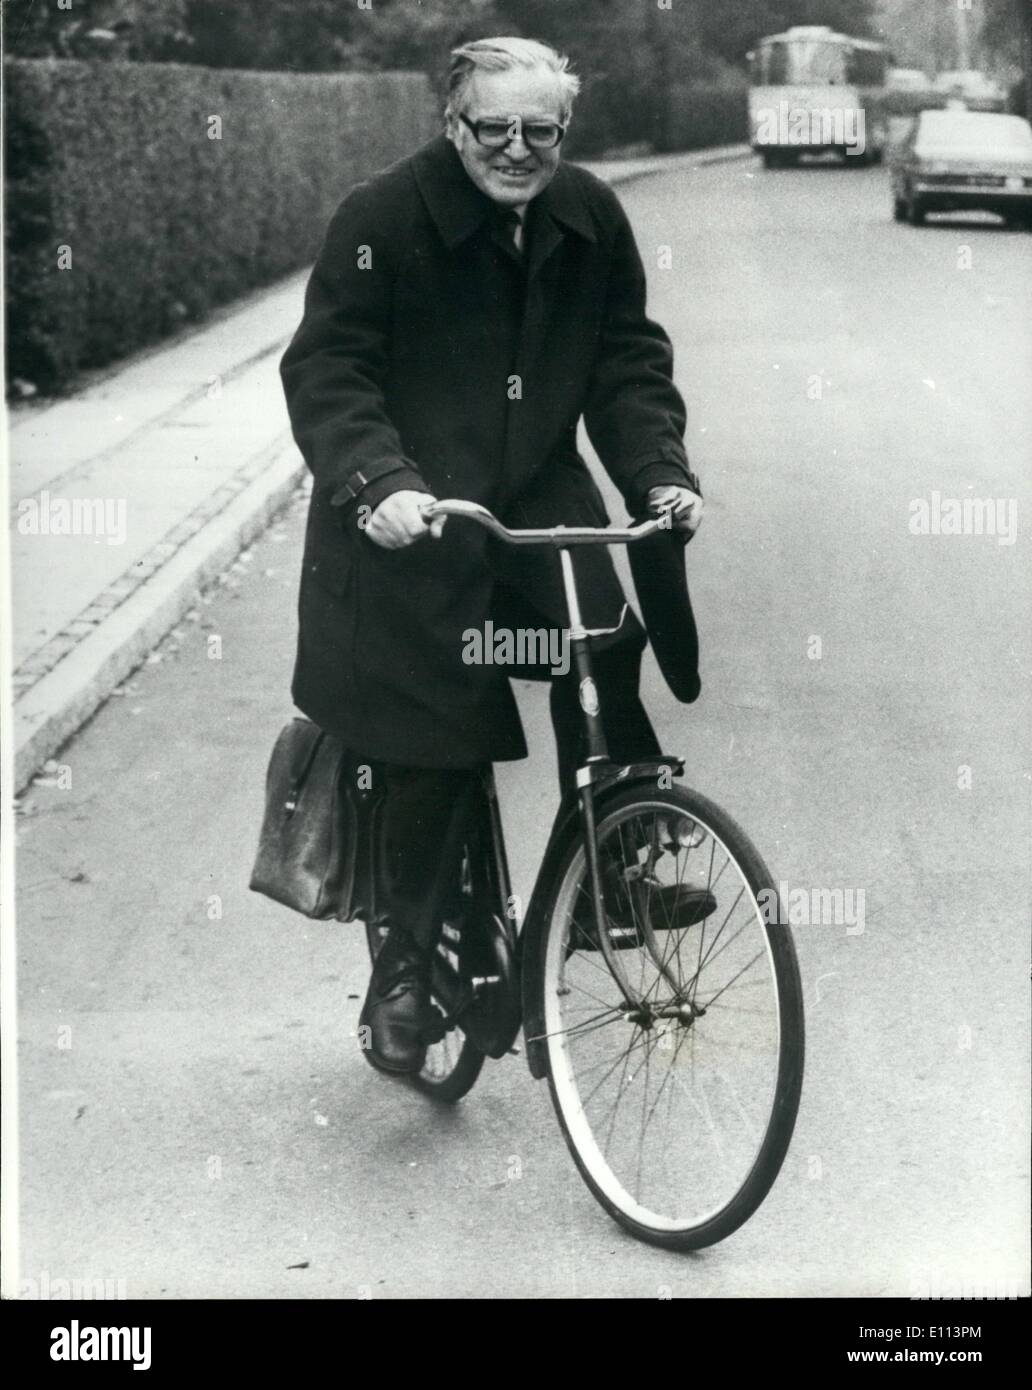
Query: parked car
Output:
[[891, 109, 1032, 227], [888, 67, 931, 92], [932, 70, 1006, 111], [884, 67, 942, 118]]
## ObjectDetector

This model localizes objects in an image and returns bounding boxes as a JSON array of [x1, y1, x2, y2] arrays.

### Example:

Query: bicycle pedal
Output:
[[569, 889, 718, 954], [568, 921, 643, 955], [603, 925, 644, 950]]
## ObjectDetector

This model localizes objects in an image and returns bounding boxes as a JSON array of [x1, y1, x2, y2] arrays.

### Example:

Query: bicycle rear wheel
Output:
[[536, 784, 804, 1250]]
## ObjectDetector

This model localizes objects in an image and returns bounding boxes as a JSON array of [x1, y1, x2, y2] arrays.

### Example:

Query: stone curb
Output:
[[593, 144, 753, 186], [14, 444, 306, 791]]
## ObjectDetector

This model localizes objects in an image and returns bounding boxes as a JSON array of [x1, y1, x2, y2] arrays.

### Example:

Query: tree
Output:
[[981, 0, 1028, 66], [980, 0, 1030, 114], [685, 0, 879, 68], [2, 0, 506, 70], [2, 0, 189, 59]]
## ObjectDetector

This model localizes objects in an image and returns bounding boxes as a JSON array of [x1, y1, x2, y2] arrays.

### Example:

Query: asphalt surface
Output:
[[15, 156, 1031, 1298]]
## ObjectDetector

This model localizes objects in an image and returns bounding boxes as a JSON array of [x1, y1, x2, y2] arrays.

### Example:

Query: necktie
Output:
[[494, 208, 524, 258]]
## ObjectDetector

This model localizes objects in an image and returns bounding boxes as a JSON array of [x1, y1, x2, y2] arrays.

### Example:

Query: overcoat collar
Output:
[[411, 133, 597, 252]]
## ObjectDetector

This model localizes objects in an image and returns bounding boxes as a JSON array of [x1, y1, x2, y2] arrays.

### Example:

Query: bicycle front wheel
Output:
[[536, 784, 804, 1250]]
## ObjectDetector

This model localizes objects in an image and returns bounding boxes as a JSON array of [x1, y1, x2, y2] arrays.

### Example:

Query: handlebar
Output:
[[419, 498, 667, 547]]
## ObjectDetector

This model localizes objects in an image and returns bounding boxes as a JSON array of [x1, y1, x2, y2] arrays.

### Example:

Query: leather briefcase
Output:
[[249, 718, 381, 922]]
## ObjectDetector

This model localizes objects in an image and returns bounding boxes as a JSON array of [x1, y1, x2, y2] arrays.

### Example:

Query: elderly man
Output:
[[280, 36, 703, 1075]]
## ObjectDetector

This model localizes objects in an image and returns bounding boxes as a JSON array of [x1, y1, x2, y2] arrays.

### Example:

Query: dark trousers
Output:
[[378, 632, 660, 950]]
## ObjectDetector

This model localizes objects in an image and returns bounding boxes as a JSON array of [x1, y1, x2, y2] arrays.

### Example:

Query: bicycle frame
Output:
[[416, 503, 803, 1250], [422, 500, 688, 1079]]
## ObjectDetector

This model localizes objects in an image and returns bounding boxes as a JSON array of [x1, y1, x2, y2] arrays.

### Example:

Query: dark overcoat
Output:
[[280, 133, 700, 768]]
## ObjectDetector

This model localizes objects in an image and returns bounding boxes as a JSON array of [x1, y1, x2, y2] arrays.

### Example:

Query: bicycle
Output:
[[365, 499, 805, 1252]]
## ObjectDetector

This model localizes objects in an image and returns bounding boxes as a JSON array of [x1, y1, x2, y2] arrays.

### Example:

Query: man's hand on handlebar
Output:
[[365, 486, 701, 548], [365, 491, 445, 549], [647, 484, 703, 536]]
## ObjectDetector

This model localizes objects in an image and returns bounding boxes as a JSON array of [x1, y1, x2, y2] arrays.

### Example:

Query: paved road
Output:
[[15, 158, 1031, 1298]]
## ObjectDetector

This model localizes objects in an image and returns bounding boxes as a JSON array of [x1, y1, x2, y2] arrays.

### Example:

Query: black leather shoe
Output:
[[569, 857, 716, 954], [359, 928, 433, 1075]]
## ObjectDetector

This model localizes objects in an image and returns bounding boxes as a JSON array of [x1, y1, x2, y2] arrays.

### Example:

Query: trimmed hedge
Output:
[[6, 59, 749, 394], [5, 60, 440, 392], [660, 85, 749, 155], [564, 79, 748, 160]]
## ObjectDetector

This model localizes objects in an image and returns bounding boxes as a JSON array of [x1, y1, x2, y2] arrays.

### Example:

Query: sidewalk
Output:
[[8, 143, 751, 790]]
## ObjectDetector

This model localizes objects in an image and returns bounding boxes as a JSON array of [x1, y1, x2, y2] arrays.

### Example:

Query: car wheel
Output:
[[907, 195, 926, 226], [893, 194, 907, 221]]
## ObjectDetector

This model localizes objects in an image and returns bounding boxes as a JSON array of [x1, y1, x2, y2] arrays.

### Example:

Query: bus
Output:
[[747, 25, 890, 166]]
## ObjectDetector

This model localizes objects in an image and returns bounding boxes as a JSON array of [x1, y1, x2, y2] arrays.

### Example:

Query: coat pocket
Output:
[[304, 494, 357, 598], [305, 547, 354, 598]]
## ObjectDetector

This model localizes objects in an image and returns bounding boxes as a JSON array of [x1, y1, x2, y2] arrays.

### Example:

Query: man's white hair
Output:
[[445, 36, 581, 121]]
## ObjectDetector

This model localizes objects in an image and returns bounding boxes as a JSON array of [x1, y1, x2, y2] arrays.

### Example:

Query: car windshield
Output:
[[916, 113, 1032, 151]]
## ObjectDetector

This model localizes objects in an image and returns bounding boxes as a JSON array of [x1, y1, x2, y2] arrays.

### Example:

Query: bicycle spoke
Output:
[[527, 1001, 626, 1046], [574, 1024, 658, 1110], [602, 1026, 641, 1157]]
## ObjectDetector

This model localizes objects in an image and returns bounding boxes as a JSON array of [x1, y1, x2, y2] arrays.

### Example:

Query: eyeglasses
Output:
[[459, 113, 566, 150]]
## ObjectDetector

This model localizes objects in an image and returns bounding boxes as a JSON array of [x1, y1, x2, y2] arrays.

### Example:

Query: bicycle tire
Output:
[[536, 783, 804, 1251]]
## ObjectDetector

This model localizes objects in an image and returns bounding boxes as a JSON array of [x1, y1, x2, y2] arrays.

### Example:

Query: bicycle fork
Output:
[[559, 549, 680, 1020]]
